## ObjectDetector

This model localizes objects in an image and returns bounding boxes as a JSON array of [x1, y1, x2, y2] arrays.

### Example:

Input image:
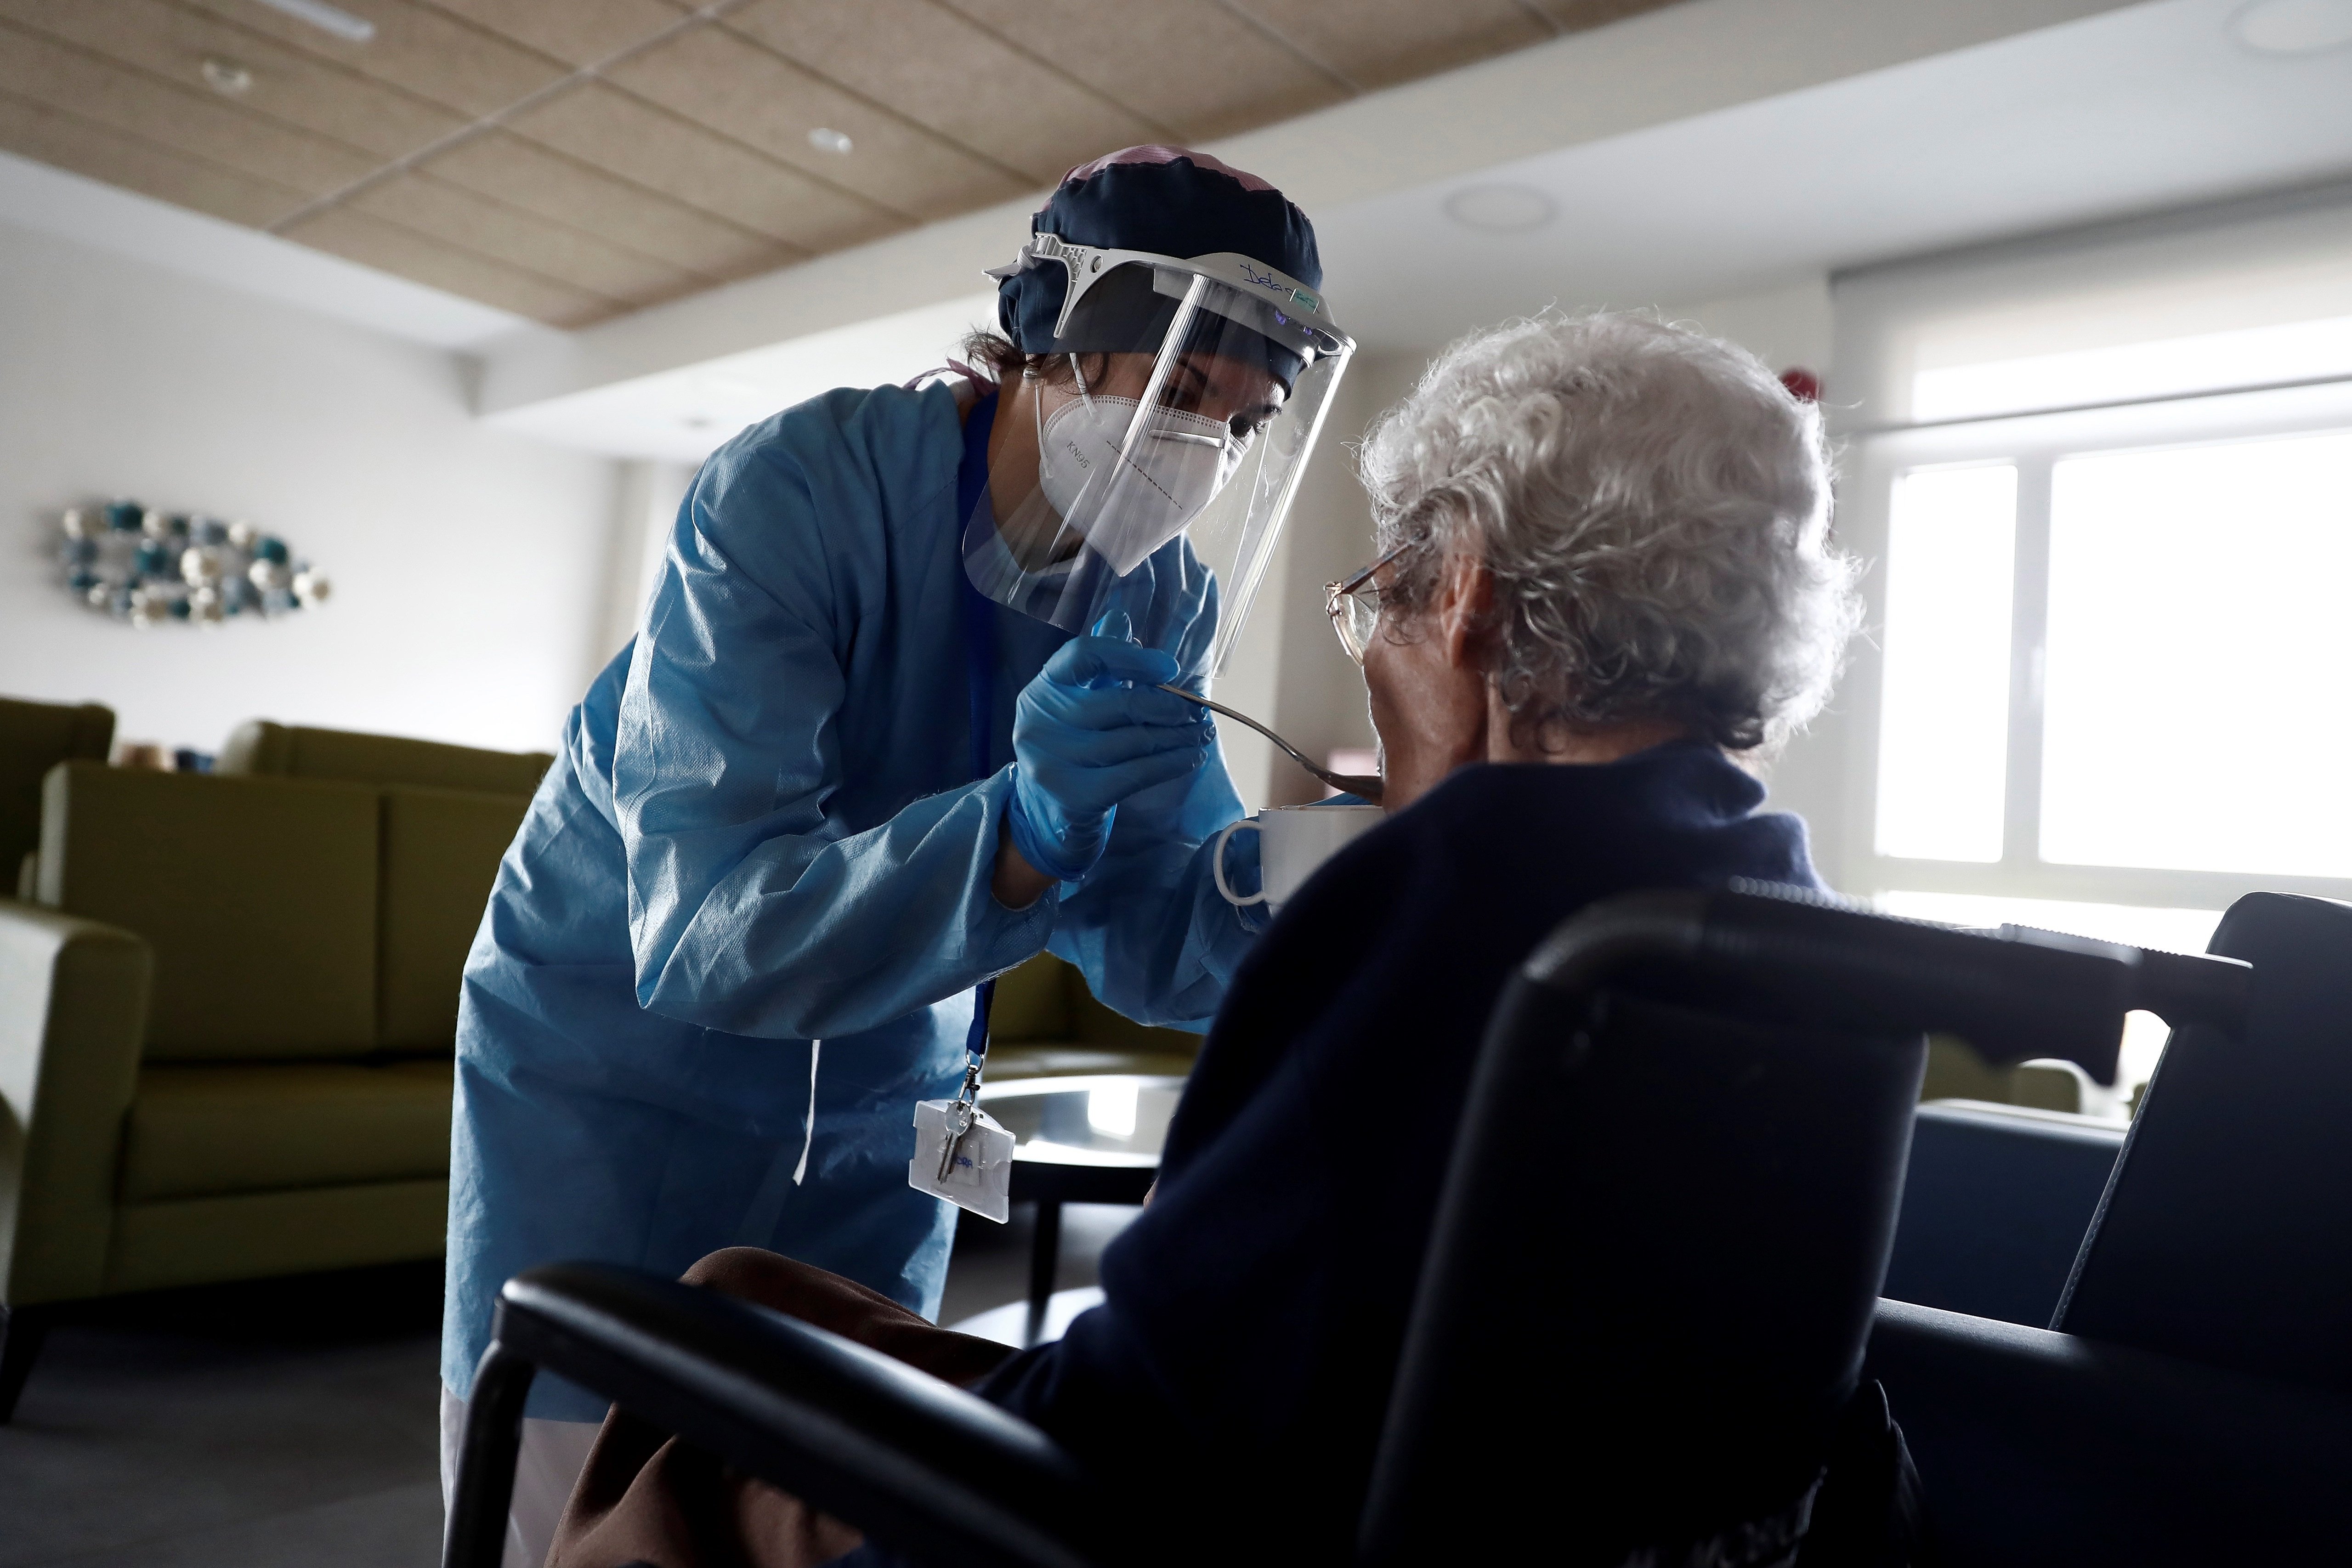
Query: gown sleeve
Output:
[[615, 423, 1054, 1042], [1048, 552, 1265, 1031]]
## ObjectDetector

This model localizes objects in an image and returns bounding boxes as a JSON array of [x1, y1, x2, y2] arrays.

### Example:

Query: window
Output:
[[1826, 193, 2352, 1094]]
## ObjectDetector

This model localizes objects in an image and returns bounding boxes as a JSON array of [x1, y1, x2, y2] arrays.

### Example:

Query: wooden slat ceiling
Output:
[[0, 0, 1677, 328]]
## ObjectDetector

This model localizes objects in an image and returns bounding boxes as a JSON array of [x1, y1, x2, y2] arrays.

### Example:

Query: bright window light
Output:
[[1876, 892, 2224, 1088], [1913, 314, 2352, 423], [1876, 464, 2018, 862], [2041, 430, 2352, 877], [1086, 1080, 1138, 1138]]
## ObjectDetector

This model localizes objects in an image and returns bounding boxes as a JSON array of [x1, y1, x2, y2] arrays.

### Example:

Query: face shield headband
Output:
[[968, 237, 1355, 677]]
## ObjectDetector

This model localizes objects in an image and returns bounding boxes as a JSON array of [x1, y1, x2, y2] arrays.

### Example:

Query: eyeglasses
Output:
[[1325, 540, 1413, 664]]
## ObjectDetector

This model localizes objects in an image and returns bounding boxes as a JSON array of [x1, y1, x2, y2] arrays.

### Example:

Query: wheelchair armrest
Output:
[[491, 1263, 1107, 1568]]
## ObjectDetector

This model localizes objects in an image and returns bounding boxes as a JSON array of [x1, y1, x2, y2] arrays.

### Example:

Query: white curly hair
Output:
[[1357, 311, 1861, 754]]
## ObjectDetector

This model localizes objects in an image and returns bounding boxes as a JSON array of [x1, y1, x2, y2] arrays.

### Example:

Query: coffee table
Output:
[[974, 1074, 1184, 1342]]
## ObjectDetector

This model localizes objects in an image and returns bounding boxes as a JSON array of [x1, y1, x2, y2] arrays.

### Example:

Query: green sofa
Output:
[[0, 725, 545, 1420], [985, 950, 1202, 1081]]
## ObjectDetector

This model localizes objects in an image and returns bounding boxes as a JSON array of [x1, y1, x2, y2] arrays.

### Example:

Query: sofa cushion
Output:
[[222, 719, 552, 797], [40, 763, 379, 1060], [120, 1060, 453, 1203], [990, 951, 1074, 1042], [105, 1178, 449, 1296], [39, 761, 379, 1062], [1921, 1036, 2084, 1113], [378, 787, 528, 1050]]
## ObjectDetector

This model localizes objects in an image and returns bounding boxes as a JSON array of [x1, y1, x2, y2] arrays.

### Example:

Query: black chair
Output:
[[446, 883, 2245, 1568], [1866, 892, 2352, 1564], [1881, 1101, 2124, 1327]]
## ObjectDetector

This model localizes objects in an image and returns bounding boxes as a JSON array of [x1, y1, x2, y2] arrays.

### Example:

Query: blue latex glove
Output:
[[1007, 631, 1216, 883]]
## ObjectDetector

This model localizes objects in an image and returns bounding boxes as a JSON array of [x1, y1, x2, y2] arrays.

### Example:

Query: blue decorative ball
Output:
[[105, 501, 143, 532], [66, 538, 98, 565], [193, 517, 228, 546], [169, 597, 193, 620], [68, 568, 99, 591], [255, 536, 290, 564]]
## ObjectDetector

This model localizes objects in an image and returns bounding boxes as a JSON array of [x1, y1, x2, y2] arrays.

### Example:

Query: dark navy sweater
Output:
[[979, 745, 1818, 1557]]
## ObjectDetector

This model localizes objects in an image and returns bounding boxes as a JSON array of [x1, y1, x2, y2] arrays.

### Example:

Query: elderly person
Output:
[[545, 312, 1883, 1568]]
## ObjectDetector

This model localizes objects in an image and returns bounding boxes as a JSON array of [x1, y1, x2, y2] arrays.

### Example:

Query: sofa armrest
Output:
[[0, 903, 151, 1305]]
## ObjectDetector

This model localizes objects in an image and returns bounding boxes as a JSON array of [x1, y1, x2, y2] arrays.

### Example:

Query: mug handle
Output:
[[1212, 818, 1266, 906]]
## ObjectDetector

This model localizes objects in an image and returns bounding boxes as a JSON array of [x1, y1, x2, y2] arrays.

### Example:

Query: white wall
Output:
[[589, 459, 697, 681], [0, 219, 619, 758]]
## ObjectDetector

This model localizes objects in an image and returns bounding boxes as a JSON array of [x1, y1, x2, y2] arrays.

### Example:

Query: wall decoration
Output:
[[54, 500, 332, 628]]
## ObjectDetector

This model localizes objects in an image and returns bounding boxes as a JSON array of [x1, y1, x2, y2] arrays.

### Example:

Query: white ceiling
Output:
[[482, 289, 999, 462], [1323, 0, 2352, 350]]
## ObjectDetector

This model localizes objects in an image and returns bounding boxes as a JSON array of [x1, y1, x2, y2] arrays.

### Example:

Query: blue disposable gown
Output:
[[444, 382, 1258, 1420]]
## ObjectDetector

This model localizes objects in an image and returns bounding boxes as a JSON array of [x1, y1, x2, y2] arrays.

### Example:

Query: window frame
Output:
[[1835, 375, 2352, 914]]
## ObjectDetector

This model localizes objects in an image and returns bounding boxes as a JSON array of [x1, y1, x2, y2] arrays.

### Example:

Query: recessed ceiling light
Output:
[[808, 127, 854, 156], [2232, 0, 2352, 55], [1443, 184, 1556, 234], [201, 57, 254, 95]]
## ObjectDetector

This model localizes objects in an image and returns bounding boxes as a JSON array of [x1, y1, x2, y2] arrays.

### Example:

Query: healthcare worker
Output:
[[438, 145, 1355, 1560]]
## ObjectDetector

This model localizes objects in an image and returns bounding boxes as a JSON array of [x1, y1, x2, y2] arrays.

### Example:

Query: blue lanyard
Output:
[[956, 391, 1000, 1064]]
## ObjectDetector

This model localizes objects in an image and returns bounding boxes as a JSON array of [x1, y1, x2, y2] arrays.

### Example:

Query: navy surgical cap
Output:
[[997, 146, 1323, 386]]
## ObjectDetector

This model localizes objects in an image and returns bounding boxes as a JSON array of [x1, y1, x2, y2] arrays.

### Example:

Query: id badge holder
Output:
[[909, 1059, 1014, 1223]]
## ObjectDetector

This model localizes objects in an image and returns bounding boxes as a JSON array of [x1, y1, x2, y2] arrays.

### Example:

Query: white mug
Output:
[[1213, 804, 1384, 911]]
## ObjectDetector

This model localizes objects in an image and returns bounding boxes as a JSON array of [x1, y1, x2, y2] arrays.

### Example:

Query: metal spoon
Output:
[[1156, 684, 1384, 803]]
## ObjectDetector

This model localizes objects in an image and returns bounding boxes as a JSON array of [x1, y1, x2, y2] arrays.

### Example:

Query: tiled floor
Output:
[[0, 1203, 1136, 1567]]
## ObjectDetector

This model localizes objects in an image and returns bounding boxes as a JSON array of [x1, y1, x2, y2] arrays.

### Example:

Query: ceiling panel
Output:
[[603, 23, 1029, 217], [0, 20, 376, 198], [2, 0, 1635, 327], [721, 0, 1167, 185], [420, 0, 690, 68], [504, 81, 901, 254], [0, 0, 464, 162], [173, 0, 567, 118], [934, 0, 1349, 142], [350, 170, 701, 304], [420, 130, 799, 283], [281, 202, 617, 322], [0, 87, 301, 227], [1234, 0, 1555, 91]]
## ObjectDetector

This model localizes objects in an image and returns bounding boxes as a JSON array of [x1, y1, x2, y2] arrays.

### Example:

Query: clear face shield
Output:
[[967, 236, 1355, 674]]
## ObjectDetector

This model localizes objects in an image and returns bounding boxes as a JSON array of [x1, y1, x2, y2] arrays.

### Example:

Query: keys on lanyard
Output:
[[910, 1053, 1014, 1222]]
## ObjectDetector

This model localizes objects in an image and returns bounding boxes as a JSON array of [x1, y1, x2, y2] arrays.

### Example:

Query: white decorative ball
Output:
[[189, 585, 223, 625], [61, 508, 91, 540], [293, 570, 332, 606], [86, 582, 112, 607], [249, 559, 290, 591], [141, 509, 170, 538], [226, 520, 257, 549], [181, 545, 222, 585]]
